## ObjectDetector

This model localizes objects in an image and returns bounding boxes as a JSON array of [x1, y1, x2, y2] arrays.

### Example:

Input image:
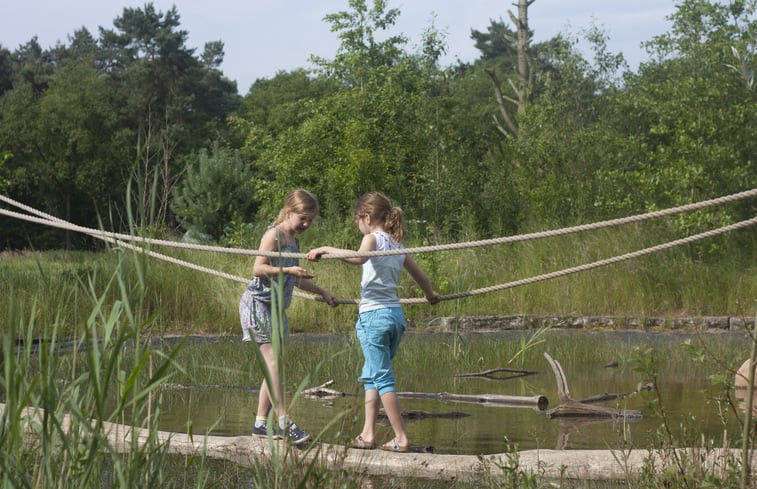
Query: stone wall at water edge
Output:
[[417, 315, 755, 333]]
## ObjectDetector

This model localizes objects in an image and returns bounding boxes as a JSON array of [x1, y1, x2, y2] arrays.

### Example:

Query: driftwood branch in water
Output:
[[579, 383, 654, 404], [543, 352, 642, 419], [454, 367, 539, 380], [302, 380, 347, 399], [298, 380, 549, 410]]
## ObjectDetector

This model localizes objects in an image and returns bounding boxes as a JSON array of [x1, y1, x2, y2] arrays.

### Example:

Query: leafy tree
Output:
[[312, 0, 407, 87], [0, 55, 123, 248], [100, 3, 240, 228], [236, 0, 509, 240], [0, 5, 240, 249], [0, 150, 10, 191], [8, 38, 54, 94], [240, 69, 337, 137], [255, 0, 459, 232], [0, 46, 13, 96], [231, 69, 338, 171], [597, 0, 756, 236]]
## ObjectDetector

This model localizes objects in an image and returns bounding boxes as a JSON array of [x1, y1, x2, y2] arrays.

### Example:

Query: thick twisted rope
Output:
[[1, 191, 755, 304], [0, 198, 355, 302], [399, 216, 757, 304], [2, 188, 756, 259]]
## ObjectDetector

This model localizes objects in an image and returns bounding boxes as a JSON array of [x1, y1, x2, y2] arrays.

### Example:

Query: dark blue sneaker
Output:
[[252, 424, 283, 439], [283, 422, 311, 445]]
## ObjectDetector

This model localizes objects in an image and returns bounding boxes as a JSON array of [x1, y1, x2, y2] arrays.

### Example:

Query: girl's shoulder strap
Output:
[[372, 231, 402, 251]]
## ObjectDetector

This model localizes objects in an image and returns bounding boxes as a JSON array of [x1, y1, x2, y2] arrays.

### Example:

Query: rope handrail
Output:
[[1, 192, 755, 305], [0, 201, 357, 303], [2, 188, 756, 258]]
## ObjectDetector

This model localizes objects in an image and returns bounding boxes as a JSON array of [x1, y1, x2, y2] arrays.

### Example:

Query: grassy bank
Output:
[[1, 220, 756, 339]]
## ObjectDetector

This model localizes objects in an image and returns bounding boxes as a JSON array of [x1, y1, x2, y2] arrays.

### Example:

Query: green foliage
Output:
[[598, 0, 757, 225], [0, 254, 195, 488], [0, 4, 240, 249], [171, 143, 257, 241], [314, 0, 407, 85], [1, 0, 756, 265], [0, 150, 10, 190]]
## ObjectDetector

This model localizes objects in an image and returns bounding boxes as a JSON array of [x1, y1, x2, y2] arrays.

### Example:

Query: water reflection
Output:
[[734, 358, 757, 416], [158, 330, 748, 455]]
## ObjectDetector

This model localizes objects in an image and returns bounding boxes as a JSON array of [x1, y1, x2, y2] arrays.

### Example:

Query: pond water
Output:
[[157, 330, 750, 455]]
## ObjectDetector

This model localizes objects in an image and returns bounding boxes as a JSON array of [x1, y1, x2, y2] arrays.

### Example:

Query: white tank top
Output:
[[359, 231, 405, 313]]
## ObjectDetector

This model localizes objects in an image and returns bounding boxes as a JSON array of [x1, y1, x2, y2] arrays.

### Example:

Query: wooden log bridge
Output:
[[3, 402, 752, 483]]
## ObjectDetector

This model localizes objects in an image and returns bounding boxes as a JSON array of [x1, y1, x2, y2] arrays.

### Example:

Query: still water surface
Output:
[[158, 330, 749, 455]]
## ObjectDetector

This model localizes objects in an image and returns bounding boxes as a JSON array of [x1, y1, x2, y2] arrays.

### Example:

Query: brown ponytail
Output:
[[353, 191, 406, 243]]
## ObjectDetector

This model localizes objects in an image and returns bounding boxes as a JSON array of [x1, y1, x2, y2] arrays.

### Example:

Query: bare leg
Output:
[[380, 391, 409, 449], [257, 343, 286, 419], [358, 388, 380, 445]]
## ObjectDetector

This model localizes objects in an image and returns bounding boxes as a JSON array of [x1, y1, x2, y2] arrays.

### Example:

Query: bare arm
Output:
[[253, 228, 313, 279], [297, 278, 338, 307], [306, 234, 377, 266], [403, 256, 441, 305]]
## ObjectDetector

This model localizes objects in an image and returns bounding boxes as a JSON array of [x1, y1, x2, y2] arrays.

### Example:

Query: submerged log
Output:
[[378, 409, 470, 420], [579, 383, 654, 404], [454, 367, 539, 380], [396, 391, 548, 410], [543, 352, 642, 419], [298, 379, 549, 410], [160, 380, 548, 410]]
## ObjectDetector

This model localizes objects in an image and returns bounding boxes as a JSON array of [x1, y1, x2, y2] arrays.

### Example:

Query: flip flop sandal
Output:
[[380, 439, 410, 453], [352, 436, 376, 449]]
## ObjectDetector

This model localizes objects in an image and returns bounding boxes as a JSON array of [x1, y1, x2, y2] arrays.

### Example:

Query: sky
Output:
[[1, 0, 684, 94]]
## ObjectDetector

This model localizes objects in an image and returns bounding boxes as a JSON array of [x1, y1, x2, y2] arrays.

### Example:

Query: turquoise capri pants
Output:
[[355, 307, 406, 395]]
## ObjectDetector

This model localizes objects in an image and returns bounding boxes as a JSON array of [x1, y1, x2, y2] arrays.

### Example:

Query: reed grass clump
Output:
[[0, 252, 192, 488]]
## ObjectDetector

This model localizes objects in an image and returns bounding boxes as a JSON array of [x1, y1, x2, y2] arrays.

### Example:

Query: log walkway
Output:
[[2, 402, 754, 483]]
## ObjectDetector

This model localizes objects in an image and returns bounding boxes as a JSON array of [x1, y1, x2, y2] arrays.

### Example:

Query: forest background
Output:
[[0, 0, 756, 334]]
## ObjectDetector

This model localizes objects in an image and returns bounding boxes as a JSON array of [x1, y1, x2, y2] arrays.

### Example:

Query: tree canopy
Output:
[[0, 0, 754, 253]]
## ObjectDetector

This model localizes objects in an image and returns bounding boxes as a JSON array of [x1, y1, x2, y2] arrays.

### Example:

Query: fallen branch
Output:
[[396, 391, 548, 410], [543, 352, 642, 419], [302, 380, 347, 399], [579, 383, 654, 404]]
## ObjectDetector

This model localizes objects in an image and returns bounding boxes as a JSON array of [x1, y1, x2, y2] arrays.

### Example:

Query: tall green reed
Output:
[[0, 251, 194, 489]]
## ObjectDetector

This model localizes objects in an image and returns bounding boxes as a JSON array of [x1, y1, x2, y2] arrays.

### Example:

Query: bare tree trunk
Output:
[[512, 0, 533, 113], [488, 0, 535, 138]]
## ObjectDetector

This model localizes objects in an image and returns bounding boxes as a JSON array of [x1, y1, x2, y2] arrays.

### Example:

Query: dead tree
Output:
[[487, 0, 535, 138]]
